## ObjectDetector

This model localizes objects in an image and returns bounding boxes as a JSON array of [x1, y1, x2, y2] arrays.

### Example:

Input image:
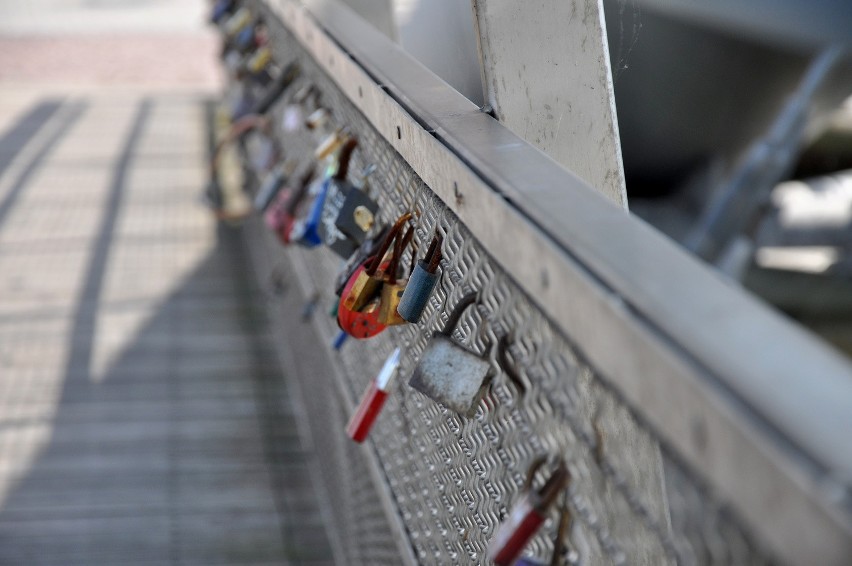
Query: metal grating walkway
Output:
[[0, 90, 334, 565]]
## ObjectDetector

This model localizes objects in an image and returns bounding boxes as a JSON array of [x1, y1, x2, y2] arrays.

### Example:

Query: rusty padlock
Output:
[[337, 213, 412, 339], [488, 458, 570, 566], [339, 213, 411, 315], [376, 225, 414, 326], [346, 347, 402, 443], [408, 292, 492, 416], [396, 231, 442, 323], [333, 223, 390, 298]]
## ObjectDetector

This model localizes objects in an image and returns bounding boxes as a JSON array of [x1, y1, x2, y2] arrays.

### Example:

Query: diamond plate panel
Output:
[[234, 3, 775, 564]]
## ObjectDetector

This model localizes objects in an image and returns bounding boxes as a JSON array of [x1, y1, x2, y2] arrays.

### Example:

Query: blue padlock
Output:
[[234, 25, 256, 53], [397, 232, 442, 323], [211, 0, 234, 24], [288, 177, 328, 248]]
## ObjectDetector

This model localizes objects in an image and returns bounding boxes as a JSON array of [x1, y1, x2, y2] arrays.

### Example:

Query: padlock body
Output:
[[340, 262, 381, 313], [224, 7, 251, 37], [234, 25, 255, 52], [338, 259, 390, 339], [408, 334, 491, 416], [338, 298, 386, 339], [378, 282, 406, 326], [247, 47, 272, 74], [318, 180, 359, 259], [346, 380, 389, 443], [289, 178, 328, 247], [488, 493, 546, 566], [211, 0, 234, 23], [397, 260, 439, 323], [333, 183, 378, 245]]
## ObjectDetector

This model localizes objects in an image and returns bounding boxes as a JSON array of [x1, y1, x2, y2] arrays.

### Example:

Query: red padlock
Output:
[[346, 347, 401, 443], [488, 458, 569, 566], [337, 259, 388, 339], [337, 213, 411, 339], [264, 166, 315, 244]]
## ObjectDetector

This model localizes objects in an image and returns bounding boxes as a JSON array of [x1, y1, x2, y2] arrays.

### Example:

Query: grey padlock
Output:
[[408, 293, 491, 416], [397, 232, 442, 323]]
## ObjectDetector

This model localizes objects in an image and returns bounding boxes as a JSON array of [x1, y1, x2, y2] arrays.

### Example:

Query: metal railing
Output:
[[231, 1, 852, 563]]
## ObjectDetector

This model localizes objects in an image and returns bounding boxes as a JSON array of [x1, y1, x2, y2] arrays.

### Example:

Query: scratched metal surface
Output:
[[234, 3, 775, 564]]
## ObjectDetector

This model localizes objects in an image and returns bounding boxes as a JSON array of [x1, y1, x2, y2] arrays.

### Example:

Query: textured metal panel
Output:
[[228, 3, 790, 564]]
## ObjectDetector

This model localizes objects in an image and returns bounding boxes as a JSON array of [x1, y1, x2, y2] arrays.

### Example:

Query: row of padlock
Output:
[[209, 2, 580, 563]]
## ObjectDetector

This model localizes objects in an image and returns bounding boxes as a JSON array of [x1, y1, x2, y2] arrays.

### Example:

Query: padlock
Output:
[[233, 24, 256, 53], [488, 458, 570, 566], [223, 7, 252, 38], [245, 46, 272, 75], [290, 138, 356, 249], [333, 224, 390, 297], [287, 177, 327, 247], [251, 62, 300, 116], [397, 232, 443, 323], [320, 177, 381, 259], [408, 292, 492, 416], [326, 163, 379, 249], [317, 140, 371, 258], [254, 161, 296, 212], [346, 348, 402, 443], [339, 213, 411, 315], [376, 226, 414, 326], [264, 166, 316, 244], [337, 214, 412, 339], [210, 0, 234, 24]]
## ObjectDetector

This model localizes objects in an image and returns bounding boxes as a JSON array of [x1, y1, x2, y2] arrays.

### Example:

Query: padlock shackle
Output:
[[333, 137, 358, 181], [537, 462, 569, 512], [497, 334, 526, 395], [366, 213, 412, 276], [424, 233, 443, 273], [550, 498, 573, 566], [386, 225, 414, 285], [441, 292, 478, 336]]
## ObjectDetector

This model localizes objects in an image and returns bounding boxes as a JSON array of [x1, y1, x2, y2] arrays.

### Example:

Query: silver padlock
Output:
[[397, 232, 442, 323], [408, 293, 491, 416]]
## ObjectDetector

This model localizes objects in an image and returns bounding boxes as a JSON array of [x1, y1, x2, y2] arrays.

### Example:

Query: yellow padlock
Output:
[[246, 46, 272, 74]]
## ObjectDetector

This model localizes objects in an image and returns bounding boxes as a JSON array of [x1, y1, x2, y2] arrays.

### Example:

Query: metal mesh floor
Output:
[[0, 90, 334, 565]]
